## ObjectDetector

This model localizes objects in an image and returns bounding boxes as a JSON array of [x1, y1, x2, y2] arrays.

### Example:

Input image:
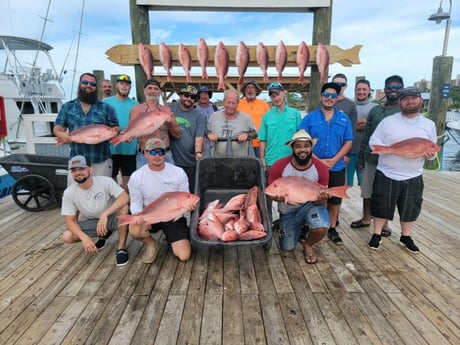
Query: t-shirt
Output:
[[237, 98, 270, 148], [61, 176, 124, 219]]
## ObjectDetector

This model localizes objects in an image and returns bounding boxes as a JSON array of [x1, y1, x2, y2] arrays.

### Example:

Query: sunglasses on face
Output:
[[181, 93, 195, 99], [81, 80, 97, 87], [385, 84, 403, 90], [322, 91, 338, 99], [148, 149, 165, 156], [334, 82, 347, 87]]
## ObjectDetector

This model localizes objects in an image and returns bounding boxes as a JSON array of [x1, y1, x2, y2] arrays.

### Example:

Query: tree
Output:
[[450, 85, 460, 109]]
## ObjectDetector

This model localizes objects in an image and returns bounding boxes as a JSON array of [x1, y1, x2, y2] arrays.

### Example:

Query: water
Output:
[[442, 111, 460, 171]]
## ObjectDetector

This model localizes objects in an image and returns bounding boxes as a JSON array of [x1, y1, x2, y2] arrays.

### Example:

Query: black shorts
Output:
[[371, 170, 424, 222], [150, 217, 190, 244], [328, 169, 346, 205], [112, 154, 137, 178]]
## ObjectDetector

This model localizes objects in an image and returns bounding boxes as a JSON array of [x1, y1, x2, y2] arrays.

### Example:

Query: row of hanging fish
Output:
[[138, 39, 330, 90], [197, 186, 268, 242]]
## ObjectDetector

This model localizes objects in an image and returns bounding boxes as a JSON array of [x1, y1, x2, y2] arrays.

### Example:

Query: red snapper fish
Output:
[[316, 42, 329, 83], [235, 41, 249, 87], [256, 42, 269, 82], [111, 110, 170, 146], [159, 42, 173, 82], [197, 38, 209, 79], [56, 124, 118, 145], [179, 43, 192, 83], [275, 40, 287, 82], [371, 137, 440, 159], [265, 176, 350, 205], [296, 41, 310, 85], [215, 41, 229, 90], [138, 42, 154, 79], [118, 192, 199, 226]]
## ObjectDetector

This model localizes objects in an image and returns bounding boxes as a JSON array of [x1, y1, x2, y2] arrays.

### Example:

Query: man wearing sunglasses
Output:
[[170, 85, 207, 193], [127, 138, 192, 264], [353, 75, 404, 236], [128, 78, 181, 168], [298, 82, 353, 245], [54, 72, 120, 177], [103, 74, 139, 192]]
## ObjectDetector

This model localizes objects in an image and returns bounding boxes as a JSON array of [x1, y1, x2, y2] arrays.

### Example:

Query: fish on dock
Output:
[[138, 42, 154, 79], [178, 43, 192, 83], [215, 41, 229, 91], [296, 41, 309, 85], [275, 40, 287, 82], [197, 38, 209, 79], [316, 42, 329, 83], [56, 124, 118, 145], [159, 42, 173, 82], [371, 137, 440, 159], [256, 42, 269, 82], [235, 41, 249, 87]]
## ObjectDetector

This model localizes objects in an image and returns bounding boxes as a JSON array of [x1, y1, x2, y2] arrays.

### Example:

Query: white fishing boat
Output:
[[446, 120, 460, 133], [0, 35, 67, 197]]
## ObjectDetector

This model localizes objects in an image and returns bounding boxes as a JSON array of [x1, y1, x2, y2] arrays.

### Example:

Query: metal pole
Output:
[[442, 18, 451, 56]]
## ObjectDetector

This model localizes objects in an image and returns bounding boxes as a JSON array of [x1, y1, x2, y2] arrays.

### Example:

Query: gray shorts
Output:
[[79, 213, 118, 237], [360, 161, 377, 199]]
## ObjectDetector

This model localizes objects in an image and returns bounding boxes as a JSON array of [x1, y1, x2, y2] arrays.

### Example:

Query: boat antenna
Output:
[[32, 0, 53, 69], [70, 0, 86, 97], [59, 33, 76, 82]]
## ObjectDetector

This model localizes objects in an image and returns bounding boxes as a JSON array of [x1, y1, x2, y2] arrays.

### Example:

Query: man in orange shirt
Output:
[[237, 80, 270, 157]]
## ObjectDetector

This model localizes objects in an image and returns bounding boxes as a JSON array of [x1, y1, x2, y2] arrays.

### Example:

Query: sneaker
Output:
[[116, 249, 129, 267], [400, 236, 420, 253], [368, 234, 382, 250], [95, 238, 107, 251], [143, 245, 159, 264], [328, 228, 343, 245]]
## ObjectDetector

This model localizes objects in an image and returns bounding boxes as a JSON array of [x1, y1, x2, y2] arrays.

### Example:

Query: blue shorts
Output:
[[278, 202, 330, 251]]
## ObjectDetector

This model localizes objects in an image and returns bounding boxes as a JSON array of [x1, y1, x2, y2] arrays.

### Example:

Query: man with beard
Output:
[[352, 75, 404, 236], [101, 79, 113, 98], [367, 87, 437, 253], [267, 129, 330, 264], [170, 85, 207, 193], [54, 73, 120, 177], [61, 155, 131, 266], [103, 74, 138, 192], [298, 82, 353, 245], [128, 78, 181, 168]]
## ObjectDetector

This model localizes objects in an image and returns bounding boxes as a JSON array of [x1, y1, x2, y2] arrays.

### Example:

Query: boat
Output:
[[0, 35, 67, 198], [446, 120, 460, 132]]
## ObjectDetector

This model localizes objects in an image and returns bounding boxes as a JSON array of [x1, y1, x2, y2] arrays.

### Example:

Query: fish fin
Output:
[[327, 186, 351, 199], [117, 214, 134, 226], [110, 136, 124, 146]]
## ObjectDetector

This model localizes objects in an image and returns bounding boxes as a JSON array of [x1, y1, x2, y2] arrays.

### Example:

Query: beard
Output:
[[401, 103, 421, 115], [74, 174, 90, 184], [293, 150, 313, 166], [78, 87, 98, 104]]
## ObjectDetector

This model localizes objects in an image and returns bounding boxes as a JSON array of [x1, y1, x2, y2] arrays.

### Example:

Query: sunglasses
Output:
[[81, 80, 97, 87], [148, 149, 165, 156], [118, 75, 130, 82], [181, 93, 195, 99], [334, 82, 347, 87], [268, 81, 283, 90], [385, 84, 403, 91], [322, 91, 338, 99]]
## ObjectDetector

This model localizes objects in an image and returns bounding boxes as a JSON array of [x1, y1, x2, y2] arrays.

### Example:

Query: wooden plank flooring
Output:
[[0, 171, 459, 345]]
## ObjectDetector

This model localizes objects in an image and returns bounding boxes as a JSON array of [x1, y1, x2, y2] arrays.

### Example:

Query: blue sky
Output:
[[1, 0, 459, 101]]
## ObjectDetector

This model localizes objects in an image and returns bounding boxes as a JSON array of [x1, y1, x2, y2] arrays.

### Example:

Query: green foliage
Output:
[[450, 85, 460, 109]]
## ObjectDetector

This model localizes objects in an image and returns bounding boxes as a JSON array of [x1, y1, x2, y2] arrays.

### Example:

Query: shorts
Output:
[[278, 202, 330, 251], [150, 217, 190, 244], [360, 161, 377, 199], [112, 154, 137, 178], [328, 169, 346, 205], [371, 170, 424, 222], [78, 213, 118, 237]]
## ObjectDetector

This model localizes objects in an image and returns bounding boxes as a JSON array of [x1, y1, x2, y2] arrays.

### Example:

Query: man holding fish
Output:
[[127, 138, 193, 264], [54, 72, 120, 177], [266, 129, 332, 264], [367, 87, 438, 253]]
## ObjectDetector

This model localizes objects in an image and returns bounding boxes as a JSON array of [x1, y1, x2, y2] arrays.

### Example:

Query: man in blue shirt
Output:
[[298, 82, 353, 245], [54, 72, 120, 177]]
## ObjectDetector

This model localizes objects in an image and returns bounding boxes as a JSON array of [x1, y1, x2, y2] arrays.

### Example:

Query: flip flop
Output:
[[304, 252, 318, 265], [350, 219, 371, 228], [382, 227, 392, 237]]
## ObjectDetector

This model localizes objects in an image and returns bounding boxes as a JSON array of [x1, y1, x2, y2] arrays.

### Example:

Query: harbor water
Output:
[[442, 111, 460, 171]]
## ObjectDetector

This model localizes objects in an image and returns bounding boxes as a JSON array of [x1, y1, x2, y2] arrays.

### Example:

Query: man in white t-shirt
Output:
[[127, 138, 192, 264], [61, 155, 130, 266]]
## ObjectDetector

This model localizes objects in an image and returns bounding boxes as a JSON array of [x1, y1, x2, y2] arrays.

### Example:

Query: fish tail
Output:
[[117, 214, 137, 226], [327, 186, 350, 199]]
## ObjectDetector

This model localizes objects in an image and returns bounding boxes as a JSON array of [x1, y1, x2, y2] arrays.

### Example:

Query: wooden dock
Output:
[[0, 171, 459, 345]]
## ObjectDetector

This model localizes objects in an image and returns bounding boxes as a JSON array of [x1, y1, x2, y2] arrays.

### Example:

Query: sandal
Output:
[[350, 219, 371, 228], [304, 252, 318, 265], [381, 227, 392, 237]]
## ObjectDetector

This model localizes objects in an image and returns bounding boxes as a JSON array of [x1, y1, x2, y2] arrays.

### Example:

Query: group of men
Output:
[[54, 72, 437, 268]]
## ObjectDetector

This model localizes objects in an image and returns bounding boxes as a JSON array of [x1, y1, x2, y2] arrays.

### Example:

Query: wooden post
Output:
[[425, 55, 453, 170], [309, 2, 332, 112], [93, 70, 105, 99], [129, 0, 150, 103]]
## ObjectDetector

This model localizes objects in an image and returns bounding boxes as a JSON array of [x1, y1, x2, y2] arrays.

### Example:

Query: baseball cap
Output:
[[180, 85, 198, 95], [116, 74, 132, 83], [321, 82, 341, 94], [144, 78, 161, 88], [197, 85, 213, 98], [385, 75, 404, 86], [285, 129, 317, 147], [241, 79, 262, 96], [145, 138, 166, 151], [399, 87, 421, 100], [267, 81, 285, 95], [68, 155, 90, 169]]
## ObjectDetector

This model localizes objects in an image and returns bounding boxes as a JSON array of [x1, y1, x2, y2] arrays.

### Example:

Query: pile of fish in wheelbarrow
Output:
[[197, 186, 267, 242]]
